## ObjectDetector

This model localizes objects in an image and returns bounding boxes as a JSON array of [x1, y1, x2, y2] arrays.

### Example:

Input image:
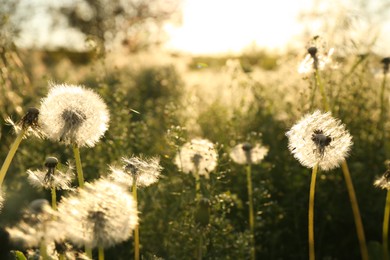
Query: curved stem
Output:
[[309, 164, 318, 260], [73, 145, 84, 188], [0, 128, 26, 187], [341, 160, 369, 260], [98, 246, 105, 260], [246, 164, 256, 260], [132, 181, 140, 260], [383, 190, 390, 260]]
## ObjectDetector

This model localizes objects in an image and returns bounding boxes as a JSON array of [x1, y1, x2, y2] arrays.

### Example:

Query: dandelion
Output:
[[230, 142, 268, 260], [382, 57, 390, 75], [57, 178, 138, 259], [6, 199, 57, 259], [230, 143, 269, 165], [39, 84, 109, 147], [39, 83, 110, 188], [0, 107, 41, 187], [286, 110, 353, 260], [174, 138, 218, 179], [0, 190, 4, 212], [27, 157, 74, 191], [286, 110, 352, 171], [109, 156, 163, 188]]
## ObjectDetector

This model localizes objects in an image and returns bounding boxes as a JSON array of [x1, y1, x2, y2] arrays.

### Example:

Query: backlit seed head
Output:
[[39, 83, 110, 147], [57, 179, 138, 249], [374, 169, 390, 190], [109, 156, 162, 188], [286, 110, 353, 171], [230, 142, 269, 165], [5, 107, 41, 137], [174, 138, 218, 179]]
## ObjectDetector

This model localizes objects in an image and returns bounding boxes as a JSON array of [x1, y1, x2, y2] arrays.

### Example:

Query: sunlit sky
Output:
[[16, 0, 390, 55], [163, 0, 312, 54]]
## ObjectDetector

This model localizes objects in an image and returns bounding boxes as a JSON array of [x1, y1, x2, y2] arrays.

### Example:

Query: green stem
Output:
[[51, 187, 57, 210], [132, 181, 140, 260], [246, 164, 256, 260], [380, 73, 388, 154], [309, 72, 318, 110], [98, 246, 105, 260], [73, 145, 84, 188], [0, 128, 27, 187], [341, 160, 369, 260], [195, 170, 201, 201], [197, 233, 203, 260], [85, 247, 92, 259], [59, 254, 65, 260], [39, 240, 48, 260], [315, 69, 330, 112], [308, 164, 318, 260], [383, 190, 390, 260]]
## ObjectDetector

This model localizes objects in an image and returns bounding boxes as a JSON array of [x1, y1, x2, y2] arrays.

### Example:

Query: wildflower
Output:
[[286, 110, 353, 171], [230, 142, 269, 165], [27, 157, 75, 190], [374, 167, 390, 190], [6, 199, 56, 248], [39, 84, 110, 147], [174, 138, 218, 179], [109, 156, 162, 187], [5, 107, 41, 137], [298, 36, 334, 74], [57, 178, 138, 249]]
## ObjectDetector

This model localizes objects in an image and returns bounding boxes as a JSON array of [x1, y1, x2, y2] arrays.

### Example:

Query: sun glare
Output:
[[164, 0, 311, 54]]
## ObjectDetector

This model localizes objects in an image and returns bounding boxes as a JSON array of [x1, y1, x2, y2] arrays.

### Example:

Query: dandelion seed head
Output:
[[381, 57, 390, 74], [230, 142, 269, 165], [39, 83, 110, 147], [5, 107, 41, 137], [286, 110, 353, 171], [27, 159, 75, 190], [57, 179, 138, 248], [174, 138, 218, 178], [0, 190, 4, 212], [109, 156, 163, 187], [6, 199, 56, 248], [374, 169, 390, 190]]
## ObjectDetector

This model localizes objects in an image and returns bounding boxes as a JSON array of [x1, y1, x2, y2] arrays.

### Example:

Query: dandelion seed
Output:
[[6, 199, 56, 248], [174, 138, 218, 179], [39, 84, 110, 147], [57, 178, 138, 249], [374, 168, 390, 190], [230, 142, 269, 165], [109, 156, 163, 187], [27, 157, 74, 190], [286, 110, 353, 171]]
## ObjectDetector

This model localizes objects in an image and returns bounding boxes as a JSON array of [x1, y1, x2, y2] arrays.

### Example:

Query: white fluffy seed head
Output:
[[27, 161, 75, 190], [0, 189, 4, 212], [230, 142, 269, 165], [174, 138, 218, 179], [57, 178, 138, 249], [286, 110, 353, 171], [39, 83, 110, 147], [109, 156, 163, 188], [374, 170, 390, 190]]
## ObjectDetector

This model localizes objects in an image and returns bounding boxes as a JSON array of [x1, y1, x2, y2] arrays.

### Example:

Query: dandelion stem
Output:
[[246, 164, 256, 260], [98, 246, 105, 260], [39, 240, 48, 260], [341, 160, 369, 260], [309, 72, 318, 110], [0, 128, 27, 187], [308, 163, 318, 260], [380, 72, 388, 154], [383, 190, 390, 260], [195, 170, 201, 201], [197, 233, 203, 260], [315, 69, 330, 111], [85, 247, 92, 259], [132, 181, 140, 260], [51, 187, 57, 210], [73, 145, 84, 188]]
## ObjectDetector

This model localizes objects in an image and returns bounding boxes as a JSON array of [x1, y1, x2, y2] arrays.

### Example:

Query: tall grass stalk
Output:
[[0, 128, 27, 186], [246, 164, 256, 260], [314, 69, 368, 260], [132, 181, 140, 260], [98, 246, 105, 260], [308, 163, 318, 260]]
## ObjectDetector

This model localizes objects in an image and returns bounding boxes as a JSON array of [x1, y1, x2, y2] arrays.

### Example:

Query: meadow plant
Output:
[[109, 155, 162, 260], [0, 107, 40, 187], [286, 110, 352, 260], [230, 142, 269, 260], [27, 157, 75, 209], [57, 178, 138, 260], [39, 83, 110, 188]]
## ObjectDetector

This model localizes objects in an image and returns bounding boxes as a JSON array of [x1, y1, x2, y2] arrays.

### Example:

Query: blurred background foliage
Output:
[[0, 0, 390, 259]]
